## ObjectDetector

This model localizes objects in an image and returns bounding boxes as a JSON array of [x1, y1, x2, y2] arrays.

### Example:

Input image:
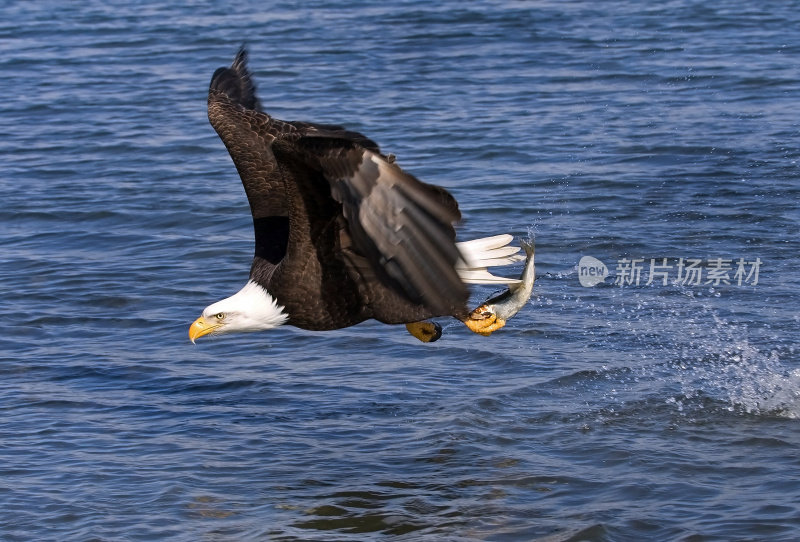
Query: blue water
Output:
[[2, 1, 799, 540]]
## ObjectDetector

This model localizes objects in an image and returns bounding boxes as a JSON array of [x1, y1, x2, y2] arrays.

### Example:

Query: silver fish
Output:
[[469, 239, 535, 325]]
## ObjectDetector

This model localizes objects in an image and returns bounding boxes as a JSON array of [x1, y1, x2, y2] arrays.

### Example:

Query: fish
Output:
[[465, 239, 534, 335]]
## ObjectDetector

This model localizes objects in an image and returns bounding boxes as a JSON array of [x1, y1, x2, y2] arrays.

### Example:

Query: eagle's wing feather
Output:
[[298, 134, 468, 315], [207, 48, 293, 270], [207, 47, 284, 220], [288, 120, 382, 153]]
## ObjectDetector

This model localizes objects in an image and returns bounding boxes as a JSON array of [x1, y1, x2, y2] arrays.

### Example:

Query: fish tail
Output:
[[519, 238, 535, 257]]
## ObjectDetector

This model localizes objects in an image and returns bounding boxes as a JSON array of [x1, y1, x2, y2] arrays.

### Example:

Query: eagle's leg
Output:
[[462, 304, 507, 336], [405, 321, 443, 343]]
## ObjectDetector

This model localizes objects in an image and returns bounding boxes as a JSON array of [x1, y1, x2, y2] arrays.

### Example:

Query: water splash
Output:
[[667, 315, 800, 418], [569, 284, 800, 419]]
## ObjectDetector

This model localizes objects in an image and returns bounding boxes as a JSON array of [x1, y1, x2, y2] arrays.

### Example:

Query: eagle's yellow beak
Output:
[[189, 317, 219, 343]]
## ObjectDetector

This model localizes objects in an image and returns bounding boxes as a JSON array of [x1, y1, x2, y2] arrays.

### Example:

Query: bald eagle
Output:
[[189, 48, 522, 343]]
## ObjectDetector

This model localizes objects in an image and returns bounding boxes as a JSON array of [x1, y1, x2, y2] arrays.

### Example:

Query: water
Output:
[[2, 1, 799, 539]]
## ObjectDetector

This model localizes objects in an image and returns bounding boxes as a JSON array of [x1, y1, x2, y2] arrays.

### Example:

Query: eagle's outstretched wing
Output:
[[207, 48, 290, 266]]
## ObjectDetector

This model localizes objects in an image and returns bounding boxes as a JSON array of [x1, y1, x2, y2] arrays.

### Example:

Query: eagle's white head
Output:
[[189, 281, 288, 342]]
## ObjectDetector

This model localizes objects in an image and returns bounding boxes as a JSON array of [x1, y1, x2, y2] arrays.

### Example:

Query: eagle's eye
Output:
[[215, 312, 225, 320]]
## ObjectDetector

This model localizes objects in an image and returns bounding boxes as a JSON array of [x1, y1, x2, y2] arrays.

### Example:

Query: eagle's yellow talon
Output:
[[480, 318, 507, 334], [405, 321, 442, 343], [463, 310, 506, 336]]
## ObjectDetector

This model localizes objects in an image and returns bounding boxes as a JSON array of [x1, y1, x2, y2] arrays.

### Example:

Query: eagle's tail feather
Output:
[[456, 234, 524, 285]]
